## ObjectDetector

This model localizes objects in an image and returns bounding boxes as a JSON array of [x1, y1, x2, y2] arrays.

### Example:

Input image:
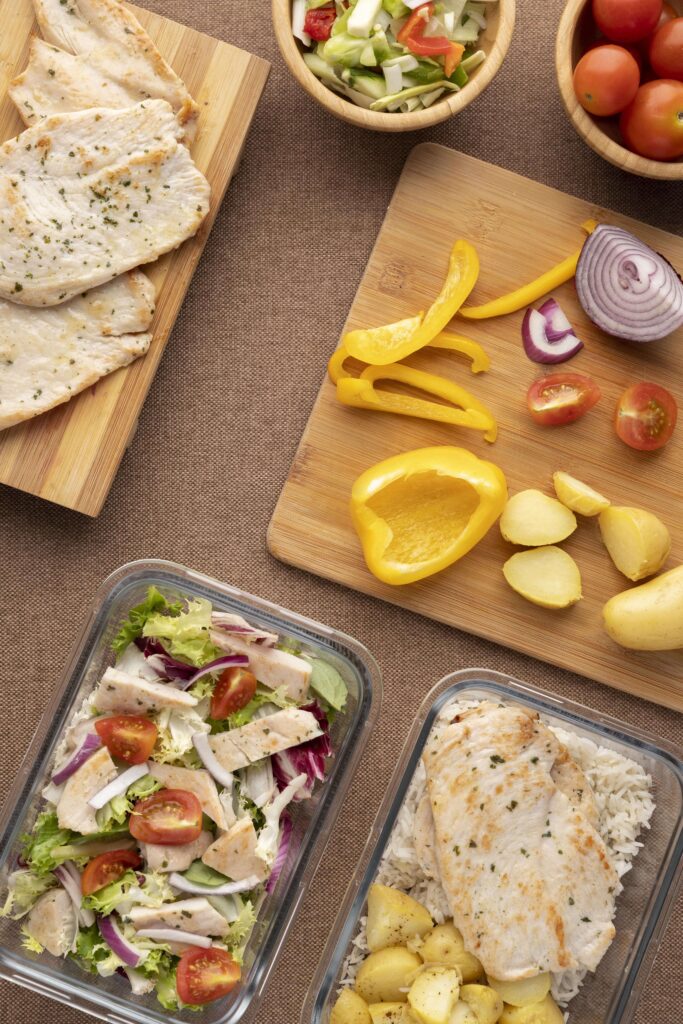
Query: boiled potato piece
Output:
[[367, 885, 433, 952], [503, 546, 582, 609], [356, 948, 423, 1004], [332, 989, 373, 1024], [450, 1002, 478, 1024], [603, 564, 683, 650], [499, 995, 563, 1024], [599, 506, 670, 581], [420, 923, 484, 983], [460, 984, 503, 1024], [499, 491, 577, 546], [408, 967, 460, 1024], [552, 471, 609, 516], [487, 975, 550, 1008], [368, 1002, 408, 1024]]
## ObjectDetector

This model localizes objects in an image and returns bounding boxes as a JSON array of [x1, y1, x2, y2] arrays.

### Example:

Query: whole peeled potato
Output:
[[599, 506, 670, 582], [603, 565, 683, 650]]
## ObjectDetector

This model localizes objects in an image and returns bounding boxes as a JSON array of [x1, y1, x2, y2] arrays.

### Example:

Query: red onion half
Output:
[[576, 225, 683, 342]]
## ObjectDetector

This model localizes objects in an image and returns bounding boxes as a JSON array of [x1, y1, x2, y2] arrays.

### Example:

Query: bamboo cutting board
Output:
[[0, 1, 269, 515], [269, 144, 683, 711]]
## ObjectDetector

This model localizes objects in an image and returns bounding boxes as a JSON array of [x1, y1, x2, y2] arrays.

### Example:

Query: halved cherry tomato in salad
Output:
[[176, 947, 241, 1005], [95, 716, 158, 765], [81, 849, 142, 896], [210, 667, 257, 719], [128, 789, 203, 846], [527, 373, 602, 426], [303, 4, 336, 42], [615, 382, 678, 450], [592, 0, 663, 43]]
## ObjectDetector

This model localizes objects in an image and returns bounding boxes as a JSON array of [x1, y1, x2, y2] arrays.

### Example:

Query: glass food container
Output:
[[303, 669, 683, 1024], [0, 559, 382, 1024]]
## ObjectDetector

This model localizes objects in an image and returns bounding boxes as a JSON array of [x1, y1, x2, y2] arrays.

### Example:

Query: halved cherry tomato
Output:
[[592, 0, 663, 43], [620, 79, 683, 159], [176, 947, 241, 1005], [648, 18, 683, 80], [95, 716, 158, 765], [128, 789, 203, 846], [81, 849, 142, 896], [573, 45, 641, 115], [210, 667, 257, 719], [615, 382, 678, 450], [303, 4, 336, 42], [527, 373, 602, 426]]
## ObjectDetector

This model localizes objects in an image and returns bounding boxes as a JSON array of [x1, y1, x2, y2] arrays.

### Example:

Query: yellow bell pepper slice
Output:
[[337, 362, 498, 442], [328, 345, 354, 383], [350, 446, 508, 585], [328, 331, 490, 385], [459, 219, 598, 321], [343, 240, 480, 365]]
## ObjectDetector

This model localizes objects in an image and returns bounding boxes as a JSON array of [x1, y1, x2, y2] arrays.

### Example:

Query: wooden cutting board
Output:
[[269, 144, 683, 711], [0, 1, 269, 515]]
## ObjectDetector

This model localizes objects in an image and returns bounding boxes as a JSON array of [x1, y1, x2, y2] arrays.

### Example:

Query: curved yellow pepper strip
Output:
[[328, 345, 354, 384], [459, 219, 598, 321], [344, 240, 480, 365], [350, 446, 508, 585], [337, 362, 498, 443], [328, 330, 490, 385]]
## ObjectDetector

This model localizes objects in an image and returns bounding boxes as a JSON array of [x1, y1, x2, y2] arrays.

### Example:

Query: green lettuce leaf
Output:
[[183, 860, 231, 888], [20, 925, 44, 954], [306, 657, 348, 712], [143, 597, 220, 667], [209, 686, 293, 734], [155, 965, 180, 1011], [83, 869, 174, 915], [21, 810, 77, 876], [95, 773, 162, 832], [224, 899, 257, 964], [112, 586, 181, 657], [1, 869, 55, 919], [151, 706, 210, 767]]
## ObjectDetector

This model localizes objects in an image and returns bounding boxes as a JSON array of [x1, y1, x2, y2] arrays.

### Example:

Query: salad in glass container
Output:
[[292, 0, 498, 112]]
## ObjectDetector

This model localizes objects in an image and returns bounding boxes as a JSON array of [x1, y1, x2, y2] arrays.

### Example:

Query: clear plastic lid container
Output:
[[303, 669, 683, 1024], [0, 559, 381, 1024]]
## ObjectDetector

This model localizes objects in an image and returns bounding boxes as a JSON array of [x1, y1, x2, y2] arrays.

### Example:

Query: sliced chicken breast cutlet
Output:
[[422, 702, 619, 982], [10, 0, 198, 140], [0, 270, 154, 431], [0, 100, 210, 307]]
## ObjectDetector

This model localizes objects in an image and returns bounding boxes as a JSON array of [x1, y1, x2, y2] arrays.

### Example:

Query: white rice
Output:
[[339, 700, 655, 1014]]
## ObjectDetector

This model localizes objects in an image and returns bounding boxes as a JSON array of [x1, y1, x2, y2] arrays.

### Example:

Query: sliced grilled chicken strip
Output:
[[141, 831, 213, 874], [56, 746, 117, 834], [26, 889, 77, 956], [128, 897, 229, 937], [201, 818, 269, 883], [92, 667, 198, 714], [210, 630, 312, 701], [208, 708, 322, 773]]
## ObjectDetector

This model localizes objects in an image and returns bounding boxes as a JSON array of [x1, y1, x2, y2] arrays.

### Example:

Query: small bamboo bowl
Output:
[[272, 0, 515, 132], [556, 0, 683, 180]]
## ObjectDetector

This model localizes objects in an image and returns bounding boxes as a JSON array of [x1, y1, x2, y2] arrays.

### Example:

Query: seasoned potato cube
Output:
[[367, 884, 434, 952], [552, 472, 609, 516], [460, 984, 503, 1024], [498, 994, 564, 1024], [487, 974, 550, 1008], [503, 546, 582, 609], [408, 966, 460, 1024], [450, 1002, 478, 1024], [599, 506, 670, 581], [355, 948, 423, 1004], [420, 923, 484, 983], [500, 490, 577, 546], [368, 1003, 409, 1024], [331, 989, 373, 1024]]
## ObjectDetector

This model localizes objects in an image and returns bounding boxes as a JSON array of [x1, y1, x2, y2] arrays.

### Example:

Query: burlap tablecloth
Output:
[[0, 0, 681, 1020]]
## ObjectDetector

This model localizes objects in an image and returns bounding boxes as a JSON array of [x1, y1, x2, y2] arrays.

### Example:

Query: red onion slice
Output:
[[98, 915, 148, 967], [192, 734, 235, 789], [88, 763, 149, 810], [54, 862, 95, 928], [538, 298, 575, 341], [134, 927, 211, 948], [168, 872, 260, 896], [52, 732, 102, 786], [184, 654, 249, 690], [576, 224, 683, 342], [522, 307, 584, 364]]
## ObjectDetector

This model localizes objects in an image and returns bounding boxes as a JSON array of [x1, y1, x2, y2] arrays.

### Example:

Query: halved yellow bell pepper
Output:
[[337, 362, 498, 442], [344, 240, 479, 365], [459, 219, 598, 320], [328, 330, 490, 385], [351, 446, 508, 585]]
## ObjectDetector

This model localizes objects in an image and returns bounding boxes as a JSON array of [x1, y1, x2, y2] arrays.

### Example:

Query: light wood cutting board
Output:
[[269, 143, 683, 711], [0, 0, 269, 515]]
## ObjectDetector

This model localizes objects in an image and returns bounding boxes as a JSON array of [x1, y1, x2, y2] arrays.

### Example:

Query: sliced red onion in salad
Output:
[[185, 654, 249, 690], [134, 637, 196, 684], [51, 732, 102, 786], [272, 702, 333, 801], [88, 763, 149, 811], [135, 927, 212, 949], [521, 305, 584, 364], [265, 813, 292, 894], [192, 734, 235, 789], [211, 612, 278, 647], [54, 861, 95, 928], [168, 872, 261, 896], [99, 914, 148, 967], [538, 298, 575, 342], [576, 224, 683, 342]]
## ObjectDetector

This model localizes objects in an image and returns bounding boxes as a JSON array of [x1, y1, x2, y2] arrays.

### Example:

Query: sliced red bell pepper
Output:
[[397, 2, 433, 44], [304, 4, 337, 42]]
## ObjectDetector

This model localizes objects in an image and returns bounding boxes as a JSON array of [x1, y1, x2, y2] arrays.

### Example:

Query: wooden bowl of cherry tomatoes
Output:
[[556, 0, 683, 179]]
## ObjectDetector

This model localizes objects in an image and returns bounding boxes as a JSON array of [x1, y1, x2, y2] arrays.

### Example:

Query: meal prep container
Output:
[[303, 669, 683, 1024], [0, 559, 381, 1024]]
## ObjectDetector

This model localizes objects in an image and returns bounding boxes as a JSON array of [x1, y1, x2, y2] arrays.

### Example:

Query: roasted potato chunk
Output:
[[355, 947, 423, 1004], [367, 884, 433, 952]]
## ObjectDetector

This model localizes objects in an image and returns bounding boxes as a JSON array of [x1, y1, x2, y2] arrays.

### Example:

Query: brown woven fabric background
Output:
[[0, 1, 681, 1021]]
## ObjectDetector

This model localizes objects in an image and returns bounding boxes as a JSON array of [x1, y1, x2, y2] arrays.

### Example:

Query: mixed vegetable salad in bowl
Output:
[[291, 0, 499, 114], [0, 585, 353, 1012]]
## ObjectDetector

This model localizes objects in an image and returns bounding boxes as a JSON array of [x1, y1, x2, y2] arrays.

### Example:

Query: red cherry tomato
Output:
[[303, 4, 336, 42], [573, 45, 641, 115], [95, 716, 158, 765], [615, 382, 678, 450], [648, 18, 683, 80], [527, 373, 602, 427], [210, 666, 257, 719], [128, 789, 203, 846], [81, 850, 142, 896], [593, 0, 663, 42], [176, 947, 241, 1005], [620, 79, 683, 159]]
